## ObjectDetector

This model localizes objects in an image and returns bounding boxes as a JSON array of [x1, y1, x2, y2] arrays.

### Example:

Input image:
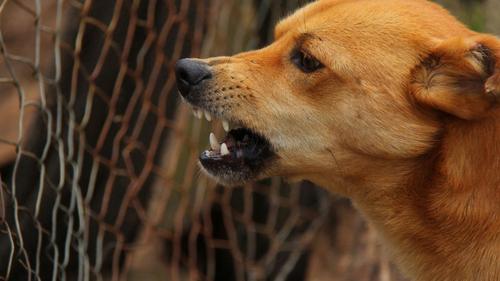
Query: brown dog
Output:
[[175, 0, 500, 280]]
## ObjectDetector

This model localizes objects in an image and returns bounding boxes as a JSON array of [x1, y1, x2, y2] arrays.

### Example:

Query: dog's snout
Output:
[[175, 58, 212, 97]]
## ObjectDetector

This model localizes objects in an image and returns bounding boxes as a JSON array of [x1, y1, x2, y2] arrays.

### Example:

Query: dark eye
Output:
[[291, 49, 324, 73]]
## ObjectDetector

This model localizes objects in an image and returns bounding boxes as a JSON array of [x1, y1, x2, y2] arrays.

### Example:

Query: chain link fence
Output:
[[0, 0, 335, 280]]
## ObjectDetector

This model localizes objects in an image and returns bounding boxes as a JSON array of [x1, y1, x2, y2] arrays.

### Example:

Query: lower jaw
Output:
[[198, 161, 251, 185], [198, 127, 275, 184], [199, 155, 273, 186]]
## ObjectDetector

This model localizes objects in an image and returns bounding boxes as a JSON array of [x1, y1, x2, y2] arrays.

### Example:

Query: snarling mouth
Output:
[[191, 107, 275, 184]]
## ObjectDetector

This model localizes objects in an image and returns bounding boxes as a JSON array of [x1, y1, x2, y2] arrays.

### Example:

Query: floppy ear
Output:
[[411, 35, 500, 120]]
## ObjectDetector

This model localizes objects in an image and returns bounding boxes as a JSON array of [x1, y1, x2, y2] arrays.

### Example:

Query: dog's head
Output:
[[176, 0, 500, 189]]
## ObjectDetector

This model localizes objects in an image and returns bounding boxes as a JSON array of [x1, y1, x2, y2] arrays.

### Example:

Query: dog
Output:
[[175, 0, 500, 280]]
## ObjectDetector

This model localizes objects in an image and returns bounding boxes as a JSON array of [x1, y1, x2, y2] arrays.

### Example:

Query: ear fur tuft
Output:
[[411, 35, 500, 120]]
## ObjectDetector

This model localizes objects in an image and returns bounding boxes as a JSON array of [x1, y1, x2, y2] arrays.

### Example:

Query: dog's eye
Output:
[[291, 50, 324, 73]]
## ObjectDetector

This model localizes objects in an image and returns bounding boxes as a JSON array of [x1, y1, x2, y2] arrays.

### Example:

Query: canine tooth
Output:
[[204, 111, 212, 121], [222, 120, 230, 132], [195, 109, 203, 119], [220, 143, 230, 156], [209, 133, 220, 150]]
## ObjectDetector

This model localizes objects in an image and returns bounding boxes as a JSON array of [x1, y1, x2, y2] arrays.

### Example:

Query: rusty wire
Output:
[[0, 0, 329, 280]]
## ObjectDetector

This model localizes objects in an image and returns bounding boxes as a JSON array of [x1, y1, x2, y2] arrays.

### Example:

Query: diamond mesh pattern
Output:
[[0, 1, 330, 280]]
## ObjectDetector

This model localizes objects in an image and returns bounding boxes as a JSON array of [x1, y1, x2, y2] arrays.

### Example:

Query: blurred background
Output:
[[0, 0, 498, 280]]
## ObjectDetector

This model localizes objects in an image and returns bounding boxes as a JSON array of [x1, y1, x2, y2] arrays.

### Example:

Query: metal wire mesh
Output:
[[0, 0, 331, 280]]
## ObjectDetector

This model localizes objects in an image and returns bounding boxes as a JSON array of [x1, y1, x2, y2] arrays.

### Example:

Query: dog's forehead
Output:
[[275, 0, 469, 42], [269, 0, 473, 94], [274, 0, 339, 39]]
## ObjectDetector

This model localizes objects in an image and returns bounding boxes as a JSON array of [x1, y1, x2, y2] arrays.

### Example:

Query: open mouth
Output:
[[191, 107, 275, 184]]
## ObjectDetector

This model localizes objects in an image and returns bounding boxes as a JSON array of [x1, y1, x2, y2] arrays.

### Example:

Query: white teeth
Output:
[[193, 109, 233, 132], [204, 111, 212, 121], [194, 109, 202, 119], [220, 143, 230, 156], [222, 120, 230, 132], [209, 133, 220, 151]]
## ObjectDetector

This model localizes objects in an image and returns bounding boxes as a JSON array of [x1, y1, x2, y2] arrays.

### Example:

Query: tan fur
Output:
[[192, 0, 500, 280]]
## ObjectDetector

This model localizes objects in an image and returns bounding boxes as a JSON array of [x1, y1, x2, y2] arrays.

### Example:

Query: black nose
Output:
[[175, 58, 212, 97]]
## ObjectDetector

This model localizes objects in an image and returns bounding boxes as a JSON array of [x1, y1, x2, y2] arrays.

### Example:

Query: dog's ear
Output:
[[411, 35, 500, 120]]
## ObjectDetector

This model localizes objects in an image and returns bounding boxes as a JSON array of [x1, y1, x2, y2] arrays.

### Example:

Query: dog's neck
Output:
[[316, 112, 500, 281]]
